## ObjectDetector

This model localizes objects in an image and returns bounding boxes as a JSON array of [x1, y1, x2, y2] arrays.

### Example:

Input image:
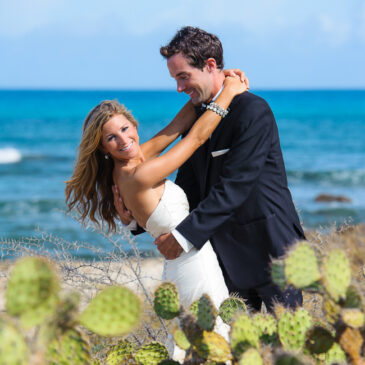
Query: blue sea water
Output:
[[0, 90, 364, 257]]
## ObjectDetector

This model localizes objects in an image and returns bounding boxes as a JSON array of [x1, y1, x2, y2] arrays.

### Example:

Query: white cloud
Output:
[[358, 2, 365, 42], [318, 14, 351, 46], [0, 0, 61, 37], [0, 0, 363, 48]]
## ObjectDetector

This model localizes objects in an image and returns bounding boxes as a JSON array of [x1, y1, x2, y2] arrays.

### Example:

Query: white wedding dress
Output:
[[145, 180, 230, 360]]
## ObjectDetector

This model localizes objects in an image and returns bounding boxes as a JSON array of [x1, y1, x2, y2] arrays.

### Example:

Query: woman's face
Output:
[[100, 114, 139, 160]]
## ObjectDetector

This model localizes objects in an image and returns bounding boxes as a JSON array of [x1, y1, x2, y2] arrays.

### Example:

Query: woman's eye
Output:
[[122, 126, 129, 132], [107, 135, 115, 142]]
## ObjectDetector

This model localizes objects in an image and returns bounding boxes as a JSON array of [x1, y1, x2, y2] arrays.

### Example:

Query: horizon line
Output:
[[1, 87, 365, 92]]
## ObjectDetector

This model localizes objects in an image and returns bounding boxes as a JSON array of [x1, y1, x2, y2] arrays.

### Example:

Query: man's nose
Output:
[[177, 82, 185, 93]]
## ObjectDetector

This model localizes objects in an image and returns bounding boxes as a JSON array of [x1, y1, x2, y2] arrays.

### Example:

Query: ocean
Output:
[[1, 90, 364, 258]]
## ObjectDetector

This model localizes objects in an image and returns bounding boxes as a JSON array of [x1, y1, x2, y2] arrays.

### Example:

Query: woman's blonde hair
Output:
[[65, 100, 138, 231]]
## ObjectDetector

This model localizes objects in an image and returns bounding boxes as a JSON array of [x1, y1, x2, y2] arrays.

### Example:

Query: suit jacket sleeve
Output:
[[175, 96, 275, 249]]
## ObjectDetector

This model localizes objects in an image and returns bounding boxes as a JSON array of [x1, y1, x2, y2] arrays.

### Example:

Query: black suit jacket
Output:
[[175, 92, 304, 289]]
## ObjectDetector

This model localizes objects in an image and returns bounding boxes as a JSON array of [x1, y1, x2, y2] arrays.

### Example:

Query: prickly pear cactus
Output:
[[219, 297, 247, 325], [341, 308, 365, 329], [271, 260, 286, 291], [253, 313, 277, 344], [0, 316, 29, 365], [344, 285, 363, 308], [273, 303, 287, 320], [196, 294, 218, 331], [322, 249, 351, 302], [274, 352, 306, 365], [239, 348, 263, 365], [46, 328, 91, 365], [193, 330, 232, 363], [6, 257, 60, 327], [153, 282, 180, 320], [230, 313, 260, 359], [338, 326, 363, 364], [172, 328, 191, 351], [180, 313, 202, 343], [190, 299, 199, 317], [323, 295, 341, 324], [80, 286, 141, 336], [322, 343, 347, 365], [284, 242, 321, 288], [134, 342, 169, 365], [106, 340, 136, 365], [305, 326, 334, 355], [277, 308, 312, 351]]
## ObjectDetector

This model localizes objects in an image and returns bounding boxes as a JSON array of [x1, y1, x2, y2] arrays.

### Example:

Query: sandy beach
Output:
[[0, 257, 165, 312]]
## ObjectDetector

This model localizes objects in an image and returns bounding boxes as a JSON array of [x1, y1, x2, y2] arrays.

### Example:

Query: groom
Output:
[[154, 26, 305, 311], [116, 26, 304, 311]]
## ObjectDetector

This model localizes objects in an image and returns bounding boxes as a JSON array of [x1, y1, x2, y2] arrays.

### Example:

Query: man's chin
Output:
[[190, 97, 203, 106]]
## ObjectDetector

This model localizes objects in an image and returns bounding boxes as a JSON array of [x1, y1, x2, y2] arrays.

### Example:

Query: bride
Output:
[[65, 73, 247, 356]]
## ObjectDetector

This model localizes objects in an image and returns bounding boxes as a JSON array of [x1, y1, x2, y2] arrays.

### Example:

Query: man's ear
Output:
[[205, 58, 217, 72]]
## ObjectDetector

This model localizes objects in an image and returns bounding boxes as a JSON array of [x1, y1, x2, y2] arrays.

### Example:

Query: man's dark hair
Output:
[[160, 26, 224, 70]]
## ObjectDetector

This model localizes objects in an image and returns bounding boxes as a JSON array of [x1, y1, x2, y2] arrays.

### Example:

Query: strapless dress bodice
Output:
[[145, 180, 189, 238]]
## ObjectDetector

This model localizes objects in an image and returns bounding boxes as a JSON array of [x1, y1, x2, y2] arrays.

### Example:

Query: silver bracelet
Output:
[[206, 101, 229, 118]]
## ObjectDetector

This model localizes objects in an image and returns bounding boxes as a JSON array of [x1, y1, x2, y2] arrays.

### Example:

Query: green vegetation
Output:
[[0, 224, 364, 364]]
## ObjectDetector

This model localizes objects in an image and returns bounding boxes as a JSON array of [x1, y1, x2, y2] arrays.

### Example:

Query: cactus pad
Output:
[[253, 313, 278, 344], [271, 260, 286, 291], [230, 313, 260, 359], [193, 330, 232, 363], [341, 308, 365, 329], [305, 326, 334, 354], [134, 342, 169, 365], [322, 343, 347, 365], [284, 242, 321, 288], [80, 286, 141, 336], [0, 317, 29, 365], [323, 295, 341, 324], [219, 297, 247, 325], [153, 282, 180, 320], [172, 328, 191, 350], [239, 348, 263, 365], [344, 285, 363, 308], [278, 308, 312, 351], [46, 328, 91, 364], [322, 249, 351, 301], [106, 340, 136, 365], [6, 257, 60, 327], [338, 327, 363, 364], [275, 352, 305, 365], [196, 294, 218, 331]]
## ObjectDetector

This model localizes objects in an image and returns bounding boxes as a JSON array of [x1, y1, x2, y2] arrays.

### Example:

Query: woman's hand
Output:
[[223, 75, 248, 98], [112, 185, 134, 225], [223, 69, 249, 89]]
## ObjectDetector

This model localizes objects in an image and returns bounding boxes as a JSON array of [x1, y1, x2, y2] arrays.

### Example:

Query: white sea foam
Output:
[[0, 147, 22, 164]]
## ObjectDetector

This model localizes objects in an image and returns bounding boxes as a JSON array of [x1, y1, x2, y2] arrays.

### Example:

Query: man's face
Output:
[[167, 53, 215, 105]]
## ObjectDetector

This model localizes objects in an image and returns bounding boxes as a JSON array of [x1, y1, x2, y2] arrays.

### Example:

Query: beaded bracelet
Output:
[[206, 101, 229, 118]]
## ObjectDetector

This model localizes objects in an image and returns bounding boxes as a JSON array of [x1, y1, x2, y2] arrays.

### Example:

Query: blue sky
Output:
[[1, 0, 364, 89]]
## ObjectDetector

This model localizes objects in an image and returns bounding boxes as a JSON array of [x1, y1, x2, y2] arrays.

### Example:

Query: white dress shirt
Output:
[[172, 87, 224, 253]]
